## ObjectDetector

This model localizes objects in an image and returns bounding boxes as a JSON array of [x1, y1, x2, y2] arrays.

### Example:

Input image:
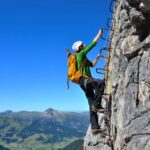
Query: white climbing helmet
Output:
[[72, 41, 83, 52]]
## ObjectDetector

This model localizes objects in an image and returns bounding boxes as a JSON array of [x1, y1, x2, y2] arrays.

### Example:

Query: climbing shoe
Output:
[[92, 105, 107, 113], [91, 128, 106, 134]]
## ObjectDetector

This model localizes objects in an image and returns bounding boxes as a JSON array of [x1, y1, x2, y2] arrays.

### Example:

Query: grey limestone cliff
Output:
[[84, 0, 150, 150]]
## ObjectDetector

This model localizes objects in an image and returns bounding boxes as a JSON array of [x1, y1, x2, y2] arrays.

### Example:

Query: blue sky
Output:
[[0, 0, 112, 112]]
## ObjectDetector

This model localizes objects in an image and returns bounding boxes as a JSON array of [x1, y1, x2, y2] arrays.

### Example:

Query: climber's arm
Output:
[[93, 29, 103, 43], [92, 53, 103, 67], [82, 29, 104, 55]]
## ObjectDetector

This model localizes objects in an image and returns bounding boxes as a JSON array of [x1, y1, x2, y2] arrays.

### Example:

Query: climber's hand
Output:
[[96, 53, 103, 59], [98, 29, 104, 36], [66, 48, 71, 57]]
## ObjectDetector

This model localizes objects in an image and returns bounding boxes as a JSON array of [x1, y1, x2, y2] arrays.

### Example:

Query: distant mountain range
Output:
[[0, 108, 89, 150]]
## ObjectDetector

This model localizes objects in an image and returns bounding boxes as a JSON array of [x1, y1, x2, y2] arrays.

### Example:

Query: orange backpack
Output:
[[67, 54, 86, 87]]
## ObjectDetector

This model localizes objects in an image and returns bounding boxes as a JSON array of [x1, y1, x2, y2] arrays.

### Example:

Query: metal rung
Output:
[[101, 36, 110, 41], [109, 0, 120, 13], [103, 47, 112, 51], [101, 56, 108, 59], [97, 72, 105, 75], [100, 47, 111, 54], [96, 69, 105, 74], [96, 68, 109, 72], [109, 0, 114, 13], [101, 28, 111, 41], [107, 18, 113, 28], [109, 0, 119, 13], [106, 18, 116, 31]]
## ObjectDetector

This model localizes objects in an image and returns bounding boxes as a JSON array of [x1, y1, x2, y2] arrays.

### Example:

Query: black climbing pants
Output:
[[79, 77, 105, 129]]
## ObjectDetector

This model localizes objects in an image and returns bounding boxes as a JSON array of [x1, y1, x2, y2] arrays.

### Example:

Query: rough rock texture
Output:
[[84, 0, 150, 150]]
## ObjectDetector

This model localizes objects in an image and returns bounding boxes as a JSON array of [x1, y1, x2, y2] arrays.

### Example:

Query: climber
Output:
[[69, 29, 107, 134]]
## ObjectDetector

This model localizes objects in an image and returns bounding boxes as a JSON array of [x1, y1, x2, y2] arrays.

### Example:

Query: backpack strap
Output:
[[66, 49, 71, 89], [79, 58, 90, 80], [67, 76, 70, 89], [79, 58, 87, 72]]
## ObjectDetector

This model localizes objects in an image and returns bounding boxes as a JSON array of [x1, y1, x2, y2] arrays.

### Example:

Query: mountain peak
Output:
[[45, 108, 55, 113], [43, 108, 58, 117]]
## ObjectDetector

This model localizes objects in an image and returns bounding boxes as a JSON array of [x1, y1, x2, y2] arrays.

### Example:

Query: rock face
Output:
[[84, 0, 150, 150]]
